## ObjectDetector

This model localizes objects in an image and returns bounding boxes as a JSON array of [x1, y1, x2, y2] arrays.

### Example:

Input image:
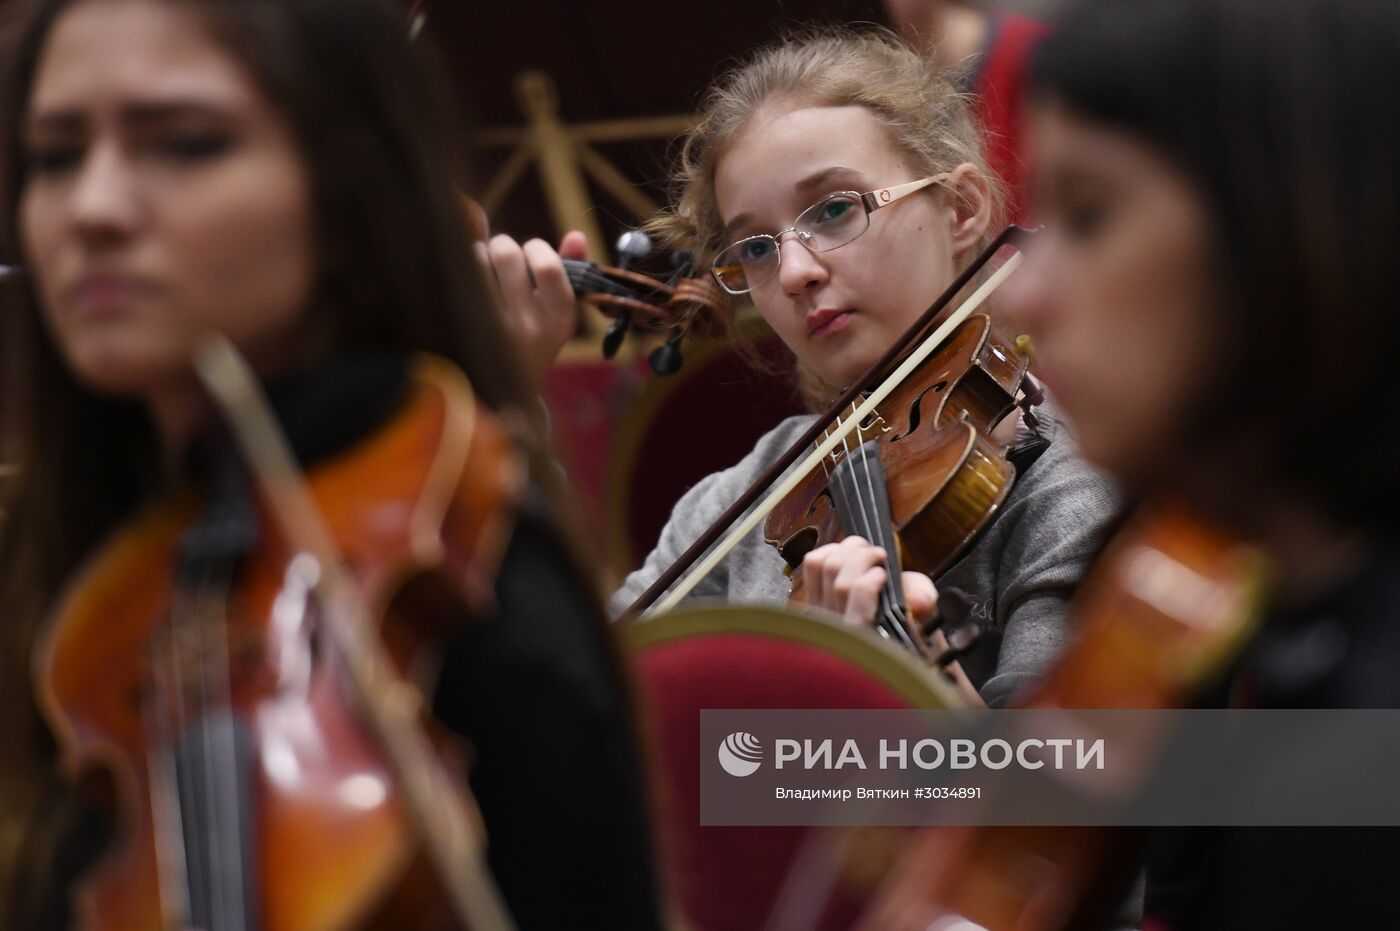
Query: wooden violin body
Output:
[[855, 498, 1270, 931], [765, 313, 1029, 580], [36, 357, 521, 931]]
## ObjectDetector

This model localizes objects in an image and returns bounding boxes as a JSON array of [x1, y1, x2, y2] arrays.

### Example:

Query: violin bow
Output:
[[623, 225, 1035, 620], [194, 336, 516, 931]]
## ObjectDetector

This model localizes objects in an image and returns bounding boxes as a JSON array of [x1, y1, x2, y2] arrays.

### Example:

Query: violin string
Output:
[[166, 582, 208, 928], [191, 558, 230, 931], [827, 412, 853, 542], [831, 409, 857, 536], [564, 261, 675, 305], [840, 403, 910, 648], [812, 423, 834, 591], [148, 603, 193, 926], [832, 409, 874, 558], [567, 268, 615, 291], [853, 414, 904, 614], [856, 438, 901, 631], [821, 406, 906, 643], [839, 405, 900, 614], [835, 409, 866, 541], [208, 555, 248, 931], [564, 264, 646, 301], [564, 260, 623, 290], [818, 423, 831, 480], [834, 409, 895, 625]]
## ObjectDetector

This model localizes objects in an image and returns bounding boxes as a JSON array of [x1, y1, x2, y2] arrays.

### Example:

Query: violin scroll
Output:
[[562, 230, 731, 375]]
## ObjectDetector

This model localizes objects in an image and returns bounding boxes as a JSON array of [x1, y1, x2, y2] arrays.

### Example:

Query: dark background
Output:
[[427, 0, 890, 249]]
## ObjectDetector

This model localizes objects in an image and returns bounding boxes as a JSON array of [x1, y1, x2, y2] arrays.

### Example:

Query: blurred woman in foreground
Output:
[[1010, 0, 1400, 925]]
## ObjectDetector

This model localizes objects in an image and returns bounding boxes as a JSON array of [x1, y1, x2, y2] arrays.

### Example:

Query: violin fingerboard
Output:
[[169, 711, 260, 931], [828, 441, 908, 620]]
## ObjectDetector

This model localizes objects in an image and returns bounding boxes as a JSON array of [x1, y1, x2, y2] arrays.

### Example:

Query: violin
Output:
[[848, 497, 1270, 931], [766, 313, 1032, 577], [765, 312, 1038, 673], [462, 193, 729, 376], [562, 231, 730, 376], [35, 348, 520, 930]]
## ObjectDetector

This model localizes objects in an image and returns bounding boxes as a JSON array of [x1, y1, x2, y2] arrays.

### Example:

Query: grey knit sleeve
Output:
[[607, 415, 818, 619], [607, 467, 735, 617], [979, 435, 1121, 706]]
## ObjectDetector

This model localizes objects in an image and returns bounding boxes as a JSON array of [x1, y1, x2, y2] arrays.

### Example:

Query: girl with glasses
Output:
[[493, 29, 1119, 708]]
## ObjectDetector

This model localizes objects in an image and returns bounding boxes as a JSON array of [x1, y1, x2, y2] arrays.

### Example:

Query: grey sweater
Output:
[[610, 406, 1120, 706]]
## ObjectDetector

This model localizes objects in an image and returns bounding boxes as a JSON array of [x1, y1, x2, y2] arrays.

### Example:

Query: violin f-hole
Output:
[[777, 526, 821, 569], [888, 380, 948, 443]]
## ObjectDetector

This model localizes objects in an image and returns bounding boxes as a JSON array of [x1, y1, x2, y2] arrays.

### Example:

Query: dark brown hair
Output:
[[0, 0, 535, 922], [1031, 0, 1400, 536]]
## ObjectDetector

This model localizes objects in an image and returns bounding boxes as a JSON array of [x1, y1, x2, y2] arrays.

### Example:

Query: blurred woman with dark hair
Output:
[[0, 0, 663, 927], [1009, 0, 1400, 925]]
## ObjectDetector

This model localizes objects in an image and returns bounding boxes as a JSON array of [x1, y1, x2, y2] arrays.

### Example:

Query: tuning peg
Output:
[[602, 313, 630, 359], [648, 327, 685, 376], [597, 231, 652, 360], [1017, 372, 1045, 429], [667, 250, 696, 281], [614, 230, 652, 269]]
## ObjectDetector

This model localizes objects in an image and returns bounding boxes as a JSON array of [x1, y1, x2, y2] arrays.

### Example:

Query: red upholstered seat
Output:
[[606, 332, 803, 575], [625, 605, 958, 931]]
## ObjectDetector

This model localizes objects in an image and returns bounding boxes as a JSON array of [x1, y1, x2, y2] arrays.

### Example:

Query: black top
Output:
[[433, 501, 665, 930], [274, 353, 665, 926], [1142, 544, 1400, 930]]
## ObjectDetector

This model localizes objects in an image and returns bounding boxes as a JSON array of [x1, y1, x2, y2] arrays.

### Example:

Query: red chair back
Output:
[[625, 605, 958, 931]]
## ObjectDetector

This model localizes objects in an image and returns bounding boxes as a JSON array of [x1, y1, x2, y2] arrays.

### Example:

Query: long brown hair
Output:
[[0, 0, 536, 922]]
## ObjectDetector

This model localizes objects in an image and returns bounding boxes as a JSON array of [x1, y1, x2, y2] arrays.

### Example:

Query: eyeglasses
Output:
[[710, 174, 949, 295]]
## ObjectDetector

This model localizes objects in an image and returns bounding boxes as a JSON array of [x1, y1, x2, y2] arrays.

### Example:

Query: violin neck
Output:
[[562, 257, 640, 302], [561, 257, 598, 292]]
